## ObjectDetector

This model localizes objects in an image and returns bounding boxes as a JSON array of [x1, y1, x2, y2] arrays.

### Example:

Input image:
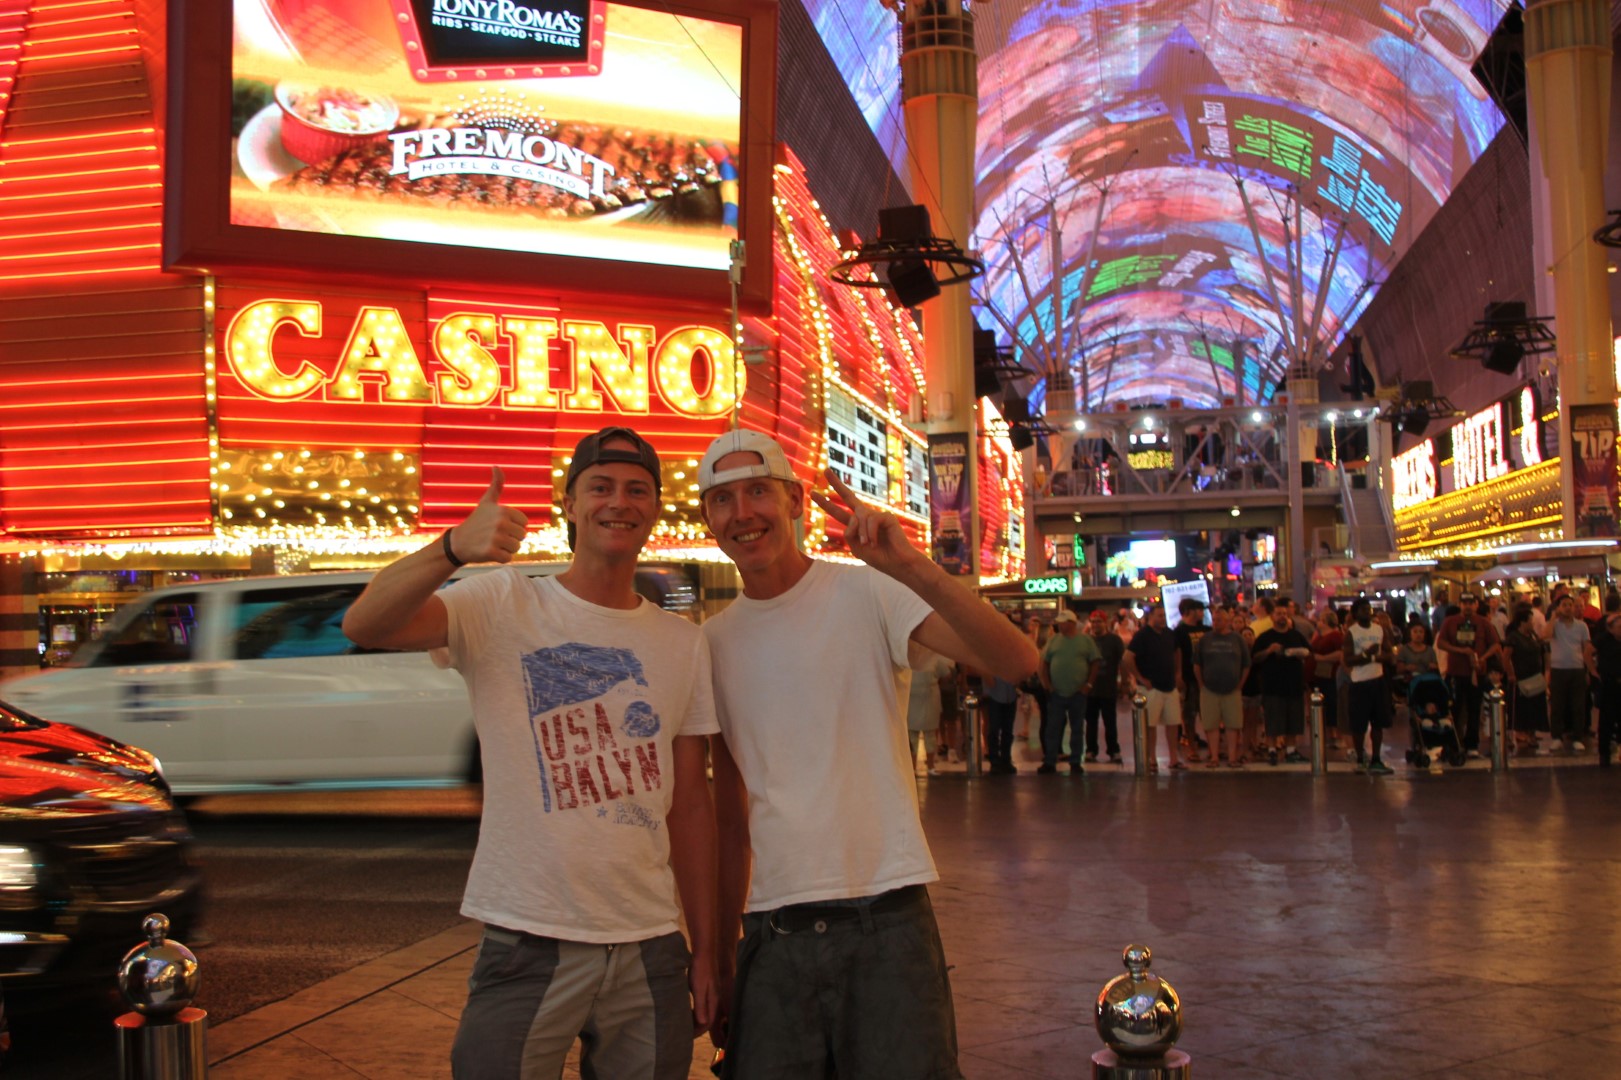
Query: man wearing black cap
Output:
[[343, 427, 721, 1080]]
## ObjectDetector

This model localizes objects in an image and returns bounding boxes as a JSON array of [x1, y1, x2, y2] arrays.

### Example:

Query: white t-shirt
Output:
[[704, 559, 936, 910], [1345, 621, 1386, 683], [436, 568, 719, 943]]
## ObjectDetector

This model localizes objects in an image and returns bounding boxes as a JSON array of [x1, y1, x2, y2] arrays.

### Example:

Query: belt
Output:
[[765, 884, 926, 935]]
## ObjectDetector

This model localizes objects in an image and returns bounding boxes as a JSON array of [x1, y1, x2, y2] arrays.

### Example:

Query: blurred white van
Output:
[[0, 563, 705, 794]]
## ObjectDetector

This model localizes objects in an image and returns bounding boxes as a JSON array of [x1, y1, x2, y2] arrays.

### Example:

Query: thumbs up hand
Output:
[[447, 466, 529, 565]]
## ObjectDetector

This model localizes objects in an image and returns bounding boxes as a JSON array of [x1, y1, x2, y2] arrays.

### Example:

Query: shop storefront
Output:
[[0, 0, 1023, 673]]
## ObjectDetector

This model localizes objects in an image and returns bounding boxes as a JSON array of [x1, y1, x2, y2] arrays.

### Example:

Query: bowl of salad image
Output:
[[274, 82, 400, 166]]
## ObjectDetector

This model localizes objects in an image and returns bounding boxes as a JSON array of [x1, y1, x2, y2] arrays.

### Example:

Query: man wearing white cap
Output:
[[696, 429, 1038, 1079]]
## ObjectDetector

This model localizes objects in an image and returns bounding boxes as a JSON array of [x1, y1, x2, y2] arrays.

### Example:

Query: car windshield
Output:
[[0, 701, 49, 731]]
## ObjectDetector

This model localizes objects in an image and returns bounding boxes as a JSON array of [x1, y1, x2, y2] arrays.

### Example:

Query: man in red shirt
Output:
[[1436, 592, 1502, 758]]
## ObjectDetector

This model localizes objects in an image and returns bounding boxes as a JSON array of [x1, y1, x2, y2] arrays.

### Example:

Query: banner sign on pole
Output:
[[1570, 403, 1619, 538], [927, 433, 973, 576]]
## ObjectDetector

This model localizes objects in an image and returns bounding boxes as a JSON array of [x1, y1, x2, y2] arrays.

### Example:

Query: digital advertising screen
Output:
[[1128, 538, 1177, 570], [230, 0, 740, 269], [167, 0, 776, 306]]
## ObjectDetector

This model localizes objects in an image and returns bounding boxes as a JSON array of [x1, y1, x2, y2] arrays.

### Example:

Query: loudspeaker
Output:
[[1401, 409, 1430, 437], [878, 204, 933, 242], [1484, 301, 1527, 324], [972, 328, 997, 363], [884, 259, 939, 308], [1002, 396, 1031, 423], [973, 327, 1001, 399], [1008, 424, 1035, 451], [974, 364, 1003, 400], [1483, 338, 1524, 375]]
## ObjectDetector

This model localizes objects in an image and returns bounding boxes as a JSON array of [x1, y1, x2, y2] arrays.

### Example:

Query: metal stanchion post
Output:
[[115, 913, 207, 1080], [1132, 692, 1150, 777], [963, 692, 982, 779], [1309, 688, 1326, 776], [1092, 944, 1191, 1078], [1487, 687, 1508, 773]]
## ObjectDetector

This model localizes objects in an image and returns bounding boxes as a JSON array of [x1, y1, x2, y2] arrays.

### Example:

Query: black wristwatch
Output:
[[442, 529, 465, 568]]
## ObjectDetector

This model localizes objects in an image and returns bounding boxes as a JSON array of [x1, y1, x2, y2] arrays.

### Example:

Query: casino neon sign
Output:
[[224, 298, 739, 417]]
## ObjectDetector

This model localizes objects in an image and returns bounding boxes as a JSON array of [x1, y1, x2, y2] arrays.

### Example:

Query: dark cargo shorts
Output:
[[722, 885, 962, 1080]]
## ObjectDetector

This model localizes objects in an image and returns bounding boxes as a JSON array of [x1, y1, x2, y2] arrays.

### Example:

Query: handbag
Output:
[[1516, 673, 1546, 698]]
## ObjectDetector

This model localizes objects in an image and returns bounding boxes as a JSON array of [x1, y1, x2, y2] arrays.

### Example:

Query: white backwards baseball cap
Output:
[[698, 429, 798, 494]]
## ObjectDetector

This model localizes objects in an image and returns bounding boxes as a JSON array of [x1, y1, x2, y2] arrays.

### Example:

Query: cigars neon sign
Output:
[[223, 297, 740, 417]]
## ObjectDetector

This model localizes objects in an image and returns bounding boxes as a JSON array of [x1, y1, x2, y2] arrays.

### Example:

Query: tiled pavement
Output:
[[207, 751, 1621, 1079]]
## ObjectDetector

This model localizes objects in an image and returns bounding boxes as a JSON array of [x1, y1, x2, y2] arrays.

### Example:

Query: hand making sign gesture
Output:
[[447, 466, 529, 565], [810, 468, 921, 576]]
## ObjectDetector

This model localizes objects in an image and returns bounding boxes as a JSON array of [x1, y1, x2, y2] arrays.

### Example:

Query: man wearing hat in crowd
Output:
[[1172, 596, 1212, 759], [1037, 608, 1100, 774], [695, 428, 1038, 1079], [343, 427, 721, 1080], [1436, 590, 1503, 757]]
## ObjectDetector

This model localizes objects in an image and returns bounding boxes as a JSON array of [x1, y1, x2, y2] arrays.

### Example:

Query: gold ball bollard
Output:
[[115, 913, 207, 1079], [1093, 944, 1191, 1078]]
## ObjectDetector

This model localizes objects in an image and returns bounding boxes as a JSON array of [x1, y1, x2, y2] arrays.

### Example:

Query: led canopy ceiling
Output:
[[970, 0, 1511, 409]]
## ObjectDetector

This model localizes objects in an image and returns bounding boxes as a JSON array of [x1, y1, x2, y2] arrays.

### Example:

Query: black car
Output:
[[0, 698, 202, 1000]]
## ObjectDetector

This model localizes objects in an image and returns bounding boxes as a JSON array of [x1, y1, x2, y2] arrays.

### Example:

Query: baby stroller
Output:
[[1404, 672, 1466, 768]]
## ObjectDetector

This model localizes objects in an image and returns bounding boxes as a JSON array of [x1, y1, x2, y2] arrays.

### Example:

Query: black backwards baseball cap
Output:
[[563, 427, 663, 551]]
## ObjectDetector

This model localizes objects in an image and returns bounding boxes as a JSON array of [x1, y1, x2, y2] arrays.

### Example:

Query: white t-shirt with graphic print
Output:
[[703, 559, 937, 910], [436, 568, 719, 943]]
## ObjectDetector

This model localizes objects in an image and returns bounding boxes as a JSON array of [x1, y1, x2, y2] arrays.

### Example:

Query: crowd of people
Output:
[[908, 584, 1621, 777]]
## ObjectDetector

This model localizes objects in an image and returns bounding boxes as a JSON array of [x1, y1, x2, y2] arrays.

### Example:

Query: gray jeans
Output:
[[451, 928, 692, 1079]]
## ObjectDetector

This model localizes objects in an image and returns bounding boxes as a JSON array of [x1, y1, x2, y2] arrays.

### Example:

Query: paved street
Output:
[[9, 766, 1621, 1078], [3, 789, 482, 1080]]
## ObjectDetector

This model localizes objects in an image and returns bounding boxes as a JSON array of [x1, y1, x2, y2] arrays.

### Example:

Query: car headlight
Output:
[[0, 846, 39, 889], [148, 753, 171, 795]]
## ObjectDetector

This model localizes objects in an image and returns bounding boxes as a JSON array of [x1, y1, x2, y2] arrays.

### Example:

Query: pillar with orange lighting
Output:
[[900, 0, 980, 575], [1525, 0, 1617, 538]]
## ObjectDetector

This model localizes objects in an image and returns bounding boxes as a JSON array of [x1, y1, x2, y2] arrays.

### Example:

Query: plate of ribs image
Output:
[[239, 104, 738, 229]]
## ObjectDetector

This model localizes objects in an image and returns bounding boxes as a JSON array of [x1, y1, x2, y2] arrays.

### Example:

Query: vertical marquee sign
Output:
[[927, 433, 972, 576], [1569, 403, 1619, 538]]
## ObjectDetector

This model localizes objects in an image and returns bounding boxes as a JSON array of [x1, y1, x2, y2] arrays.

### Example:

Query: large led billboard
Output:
[[967, 0, 1511, 408], [167, 0, 776, 307]]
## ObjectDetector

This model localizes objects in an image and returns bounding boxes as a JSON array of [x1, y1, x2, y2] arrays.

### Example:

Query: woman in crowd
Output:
[[937, 661, 964, 764], [1310, 609, 1345, 754], [1394, 622, 1439, 683], [1503, 604, 1548, 757], [1018, 615, 1050, 756], [1239, 625, 1264, 763], [906, 647, 954, 776]]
